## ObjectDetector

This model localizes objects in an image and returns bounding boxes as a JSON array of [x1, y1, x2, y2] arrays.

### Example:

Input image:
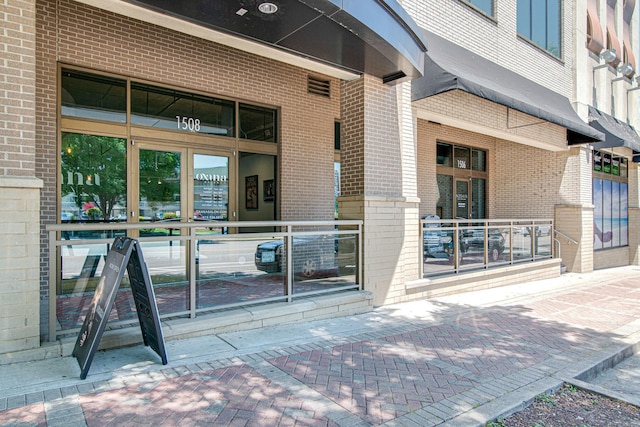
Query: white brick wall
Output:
[[401, 0, 574, 97]]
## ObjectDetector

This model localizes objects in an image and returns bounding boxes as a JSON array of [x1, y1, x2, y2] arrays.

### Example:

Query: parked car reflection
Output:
[[255, 234, 355, 278], [460, 228, 505, 262]]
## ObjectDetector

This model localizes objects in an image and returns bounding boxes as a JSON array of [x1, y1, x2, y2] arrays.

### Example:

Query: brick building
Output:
[[1, 0, 639, 357]]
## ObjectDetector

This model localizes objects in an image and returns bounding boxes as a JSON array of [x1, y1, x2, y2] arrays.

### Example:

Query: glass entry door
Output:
[[133, 143, 234, 223], [191, 153, 231, 222], [137, 146, 185, 222], [455, 179, 469, 219]]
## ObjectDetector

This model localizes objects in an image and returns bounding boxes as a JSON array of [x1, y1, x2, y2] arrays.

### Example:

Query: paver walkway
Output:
[[1, 266, 640, 426]]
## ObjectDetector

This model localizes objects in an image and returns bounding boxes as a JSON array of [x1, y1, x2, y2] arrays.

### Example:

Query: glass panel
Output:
[[459, 227, 485, 269], [612, 156, 620, 176], [423, 223, 456, 276], [436, 175, 453, 219], [603, 153, 612, 173], [334, 162, 340, 219], [593, 150, 603, 172], [546, 0, 561, 56], [139, 149, 181, 222], [138, 239, 188, 314], [58, 243, 119, 331], [131, 83, 235, 136], [471, 178, 486, 220], [603, 179, 612, 248], [61, 69, 126, 122], [471, 149, 486, 171], [61, 133, 127, 224], [531, 2, 547, 48], [437, 142, 452, 166], [621, 183, 628, 246], [291, 233, 345, 293], [466, 0, 494, 16], [593, 178, 603, 250], [517, 0, 532, 37], [612, 181, 620, 247], [512, 225, 533, 261], [454, 146, 470, 170], [193, 154, 229, 221], [620, 158, 628, 177], [239, 103, 277, 142], [197, 236, 285, 309], [455, 180, 469, 219]]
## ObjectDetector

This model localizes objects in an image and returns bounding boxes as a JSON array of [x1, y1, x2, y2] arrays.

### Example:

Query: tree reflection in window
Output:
[[138, 149, 181, 221], [60, 133, 127, 222]]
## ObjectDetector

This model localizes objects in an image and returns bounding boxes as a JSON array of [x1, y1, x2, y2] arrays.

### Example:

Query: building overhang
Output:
[[588, 106, 640, 153], [76, 0, 426, 83], [412, 30, 604, 145]]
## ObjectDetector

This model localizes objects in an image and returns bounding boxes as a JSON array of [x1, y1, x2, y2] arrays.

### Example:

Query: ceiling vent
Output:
[[308, 76, 331, 98]]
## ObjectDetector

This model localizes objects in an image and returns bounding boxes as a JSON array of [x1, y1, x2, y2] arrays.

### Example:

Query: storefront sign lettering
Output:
[[195, 173, 227, 183], [61, 172, 101, 186]]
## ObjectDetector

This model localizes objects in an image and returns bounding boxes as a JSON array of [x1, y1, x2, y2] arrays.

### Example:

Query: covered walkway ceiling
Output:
[[76, 0, 426, 83]]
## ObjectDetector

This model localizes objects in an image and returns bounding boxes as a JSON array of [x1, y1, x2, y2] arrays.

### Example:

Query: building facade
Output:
[[1, 0, 639, 356]]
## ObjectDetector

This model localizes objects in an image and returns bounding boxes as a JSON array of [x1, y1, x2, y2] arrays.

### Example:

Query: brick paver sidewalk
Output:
[[2, 273, 640, 426]]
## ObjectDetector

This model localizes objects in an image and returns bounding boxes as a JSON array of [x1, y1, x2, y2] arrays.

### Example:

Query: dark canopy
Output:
[[588, 106, 640, 152], [412, 30, 604, 144], [127, 0, 426, 83]]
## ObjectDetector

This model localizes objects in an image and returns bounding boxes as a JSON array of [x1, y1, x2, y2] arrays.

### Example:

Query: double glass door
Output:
[[134, 141, 233, 224]]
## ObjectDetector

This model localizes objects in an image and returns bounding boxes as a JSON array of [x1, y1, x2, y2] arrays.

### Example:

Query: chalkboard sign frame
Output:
[[72, 236, 168, 379]]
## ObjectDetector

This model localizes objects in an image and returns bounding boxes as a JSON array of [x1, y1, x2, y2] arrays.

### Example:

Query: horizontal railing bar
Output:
[[46, 220, 363, 232]]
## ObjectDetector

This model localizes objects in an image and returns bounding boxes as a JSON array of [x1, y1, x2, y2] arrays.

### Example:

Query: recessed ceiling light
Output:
[[258, 2, 278, 14], [236, 8, 248, 16]]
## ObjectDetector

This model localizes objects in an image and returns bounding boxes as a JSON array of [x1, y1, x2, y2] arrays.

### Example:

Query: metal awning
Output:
[[588, 106, 640, 151], [104, 0, 427, 83], [411, 30, 604, 144]]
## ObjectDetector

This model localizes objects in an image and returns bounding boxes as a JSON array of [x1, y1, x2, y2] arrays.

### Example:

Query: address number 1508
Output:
[[176, 116, 201, 132]]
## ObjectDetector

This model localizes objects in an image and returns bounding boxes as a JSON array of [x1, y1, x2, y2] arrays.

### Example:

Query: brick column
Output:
[[338, 76, 420, 306], [0, 0, 43, 353], [554, 146, 593, 273]]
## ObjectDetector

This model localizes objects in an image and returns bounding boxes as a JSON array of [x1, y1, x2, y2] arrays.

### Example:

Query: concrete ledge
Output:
[[405, 259, 562, 299], [0, 290, 374, 365], [0, 176, 43, 189]]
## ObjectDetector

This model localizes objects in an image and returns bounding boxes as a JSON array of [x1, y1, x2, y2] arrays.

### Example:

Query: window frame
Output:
[[517, 0, 563, 59], [458, 0, 495, 19]]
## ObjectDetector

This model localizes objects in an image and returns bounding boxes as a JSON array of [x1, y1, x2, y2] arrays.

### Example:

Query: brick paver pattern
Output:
[[2, 278, 640, 426]]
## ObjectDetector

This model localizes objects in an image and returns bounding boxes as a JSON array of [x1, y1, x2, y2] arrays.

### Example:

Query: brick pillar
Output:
[[554, 146, 593, 273], [0, 0, 43, 353], [338, 76, 420, 306]]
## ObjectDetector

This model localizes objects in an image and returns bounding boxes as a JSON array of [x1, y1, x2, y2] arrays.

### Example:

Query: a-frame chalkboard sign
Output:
[[72, 236, 168, 380]]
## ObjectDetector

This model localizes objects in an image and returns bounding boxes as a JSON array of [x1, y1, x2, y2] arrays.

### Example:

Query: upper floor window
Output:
[[517, 0, 562, 57], [460, 0, 494, 17]]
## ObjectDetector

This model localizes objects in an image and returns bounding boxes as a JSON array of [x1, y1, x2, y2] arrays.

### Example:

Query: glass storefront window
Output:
[[131, 83, 235, 136], [620, 158, 628, 177], [139, 149, 181, 221], [471, 178, 486, 219], [462, 0, 494, 17], [436, 174, 453, 219], [472, 149, 486, 171], [437, 143, 452, 166], [454, 146, 470, 169], [593, 174, 628, 250], [61, 69, 126, 122], [436, 143, 487, 220], [239, 104, 277, 142], [60, 133, 127, 222], [194, 154, 229, 221]]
